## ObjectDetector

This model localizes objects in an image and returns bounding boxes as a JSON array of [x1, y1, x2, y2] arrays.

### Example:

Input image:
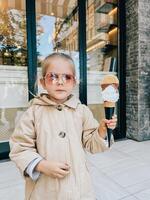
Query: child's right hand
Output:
[[35, 160, 70, 179]]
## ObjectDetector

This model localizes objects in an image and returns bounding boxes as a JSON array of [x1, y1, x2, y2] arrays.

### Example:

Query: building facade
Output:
[[126, 0, 150, 141]]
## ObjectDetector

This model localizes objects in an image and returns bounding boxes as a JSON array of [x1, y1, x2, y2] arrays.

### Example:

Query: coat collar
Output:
[[32, 93, 80, 109]]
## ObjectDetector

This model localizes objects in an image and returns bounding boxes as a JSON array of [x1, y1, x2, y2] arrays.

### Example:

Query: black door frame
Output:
[[78, 0, 87, 105], [26, 0, 38, 100], [116, 0, 126, 139]]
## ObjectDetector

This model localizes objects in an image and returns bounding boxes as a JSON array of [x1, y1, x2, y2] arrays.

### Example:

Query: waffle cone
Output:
[[104, 101, 115, 108]]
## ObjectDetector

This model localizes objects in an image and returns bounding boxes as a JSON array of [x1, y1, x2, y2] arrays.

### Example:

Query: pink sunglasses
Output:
[[44, 72, 75, 85]]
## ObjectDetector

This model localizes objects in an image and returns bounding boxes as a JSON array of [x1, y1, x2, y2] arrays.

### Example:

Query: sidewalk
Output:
[[1, 139, 150, 200]]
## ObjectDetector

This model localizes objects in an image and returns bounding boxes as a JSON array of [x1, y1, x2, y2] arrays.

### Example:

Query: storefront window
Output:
[[86, 0, 118, 122]]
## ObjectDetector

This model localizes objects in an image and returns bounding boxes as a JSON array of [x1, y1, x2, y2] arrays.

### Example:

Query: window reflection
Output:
[[0, 8, 45, 66], [0, 9, 27, 66]]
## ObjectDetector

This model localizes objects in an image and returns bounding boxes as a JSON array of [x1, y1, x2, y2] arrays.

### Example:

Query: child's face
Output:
[[40, 57, 76, 103]]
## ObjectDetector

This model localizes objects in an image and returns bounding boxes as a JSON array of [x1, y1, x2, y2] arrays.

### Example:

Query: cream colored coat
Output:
[[9, 94, 109, 200]]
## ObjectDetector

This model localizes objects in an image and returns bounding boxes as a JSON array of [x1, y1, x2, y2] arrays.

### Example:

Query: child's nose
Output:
[[57, 77, 64, 85]]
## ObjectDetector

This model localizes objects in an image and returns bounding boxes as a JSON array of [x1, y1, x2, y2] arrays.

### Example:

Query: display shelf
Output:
[[101, 43, 117, 53], [97, 24, 117, 33], [87, 34, 106, 48], [95, 2, 117, 14]]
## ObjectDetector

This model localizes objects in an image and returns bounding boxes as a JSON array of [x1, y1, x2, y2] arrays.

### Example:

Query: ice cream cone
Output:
[[100, 74, 119, 147]]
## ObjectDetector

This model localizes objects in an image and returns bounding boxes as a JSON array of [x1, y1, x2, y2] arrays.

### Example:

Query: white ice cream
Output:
[[101, 85, 119, 102]]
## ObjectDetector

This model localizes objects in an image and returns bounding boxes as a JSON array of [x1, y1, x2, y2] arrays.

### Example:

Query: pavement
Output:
[[1, 139, 150, 200]]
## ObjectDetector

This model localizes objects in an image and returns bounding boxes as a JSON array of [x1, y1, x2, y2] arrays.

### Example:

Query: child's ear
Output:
[[40, 78, 46, 89]]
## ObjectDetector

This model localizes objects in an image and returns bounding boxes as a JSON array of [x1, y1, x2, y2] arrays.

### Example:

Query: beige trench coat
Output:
[[9, 94, 109, 200]]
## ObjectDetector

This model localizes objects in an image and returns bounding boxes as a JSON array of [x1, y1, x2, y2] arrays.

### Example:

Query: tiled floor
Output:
[[1, 139, 150, 200]]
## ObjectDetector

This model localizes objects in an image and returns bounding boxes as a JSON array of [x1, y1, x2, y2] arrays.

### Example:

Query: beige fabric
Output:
[[9, 94, 109, 200]]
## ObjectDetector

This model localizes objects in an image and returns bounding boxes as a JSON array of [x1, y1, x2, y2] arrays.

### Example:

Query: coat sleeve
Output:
[[81, 105, 109, 154], [9, 106, 42, 177]]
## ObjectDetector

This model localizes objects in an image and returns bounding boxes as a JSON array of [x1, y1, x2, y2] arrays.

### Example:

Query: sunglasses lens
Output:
[[62, 74, 74, 82], [64, 74, 73, 80], [45, 73, 57, 83], [45, 73, 75, 84], [50, 73, 58, 81]]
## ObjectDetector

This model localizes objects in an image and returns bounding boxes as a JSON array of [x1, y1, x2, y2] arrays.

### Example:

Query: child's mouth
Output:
[[56, 90, 66, 92]]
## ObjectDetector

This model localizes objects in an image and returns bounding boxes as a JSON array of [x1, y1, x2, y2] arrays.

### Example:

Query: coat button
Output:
[[57, 105, 62, 111], [59, 132, 66, 138]]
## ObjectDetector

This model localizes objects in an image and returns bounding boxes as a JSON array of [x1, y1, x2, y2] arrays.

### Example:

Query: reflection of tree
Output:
[[0, 9, 44, 66], [0, 9, 24, 47], [0, 10, 15, 47], [9, 9, 27, 48], [36, 15, 44, 47], [0, 9, 44, 48]]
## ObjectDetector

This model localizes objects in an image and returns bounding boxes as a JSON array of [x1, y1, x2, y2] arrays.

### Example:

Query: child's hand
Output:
[[99, 115, 117, 138], [105, 115, 117, 130], [36, 160, 70, 179]]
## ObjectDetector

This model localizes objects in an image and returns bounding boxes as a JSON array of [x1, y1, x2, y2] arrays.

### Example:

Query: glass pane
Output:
[[36, 0, 79, 98], [0, 1, 28, 142], [86, 0, 118, 123], [0, 5, 27, 66]]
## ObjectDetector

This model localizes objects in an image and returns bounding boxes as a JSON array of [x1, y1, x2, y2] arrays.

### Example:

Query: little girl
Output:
[[9, 53, 117, 200]]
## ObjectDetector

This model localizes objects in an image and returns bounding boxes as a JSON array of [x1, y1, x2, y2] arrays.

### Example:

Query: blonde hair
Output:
[[41, 53, 76, 77]]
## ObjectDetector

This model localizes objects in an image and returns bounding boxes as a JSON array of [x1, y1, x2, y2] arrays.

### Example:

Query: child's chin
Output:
[[55, 95, 68, 101]]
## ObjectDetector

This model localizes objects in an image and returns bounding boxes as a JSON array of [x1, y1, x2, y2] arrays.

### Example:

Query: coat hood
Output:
[[30, 93, 80, 109]]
